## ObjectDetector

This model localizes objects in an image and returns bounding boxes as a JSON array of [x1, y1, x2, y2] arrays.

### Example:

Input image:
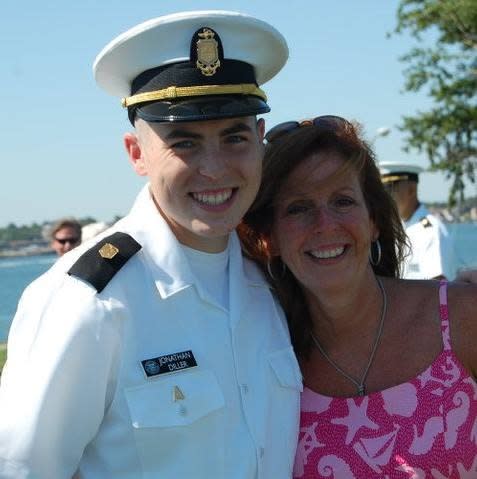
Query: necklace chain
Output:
[[310, 277, 387, 397]]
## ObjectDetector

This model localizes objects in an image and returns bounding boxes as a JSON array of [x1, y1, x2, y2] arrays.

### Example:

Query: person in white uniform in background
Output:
[[380, 161, 456, 279], [0, 11, 302, 479]]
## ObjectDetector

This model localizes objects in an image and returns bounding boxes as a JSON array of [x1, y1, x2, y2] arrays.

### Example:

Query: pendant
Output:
[[358, 384, 366, 396]]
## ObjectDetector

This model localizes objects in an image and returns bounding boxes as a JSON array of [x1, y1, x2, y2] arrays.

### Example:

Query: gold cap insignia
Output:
[[99, 243, 119, 259], [196, 28, 221, 76]]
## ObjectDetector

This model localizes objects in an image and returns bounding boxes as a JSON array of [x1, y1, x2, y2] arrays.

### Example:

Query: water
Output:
[[0, 254, 56, 341], [447, 223, 477, 270], [1, 223, 477, 342]]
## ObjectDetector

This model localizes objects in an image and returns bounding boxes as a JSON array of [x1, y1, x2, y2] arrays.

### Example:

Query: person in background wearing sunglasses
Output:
[[49, 218, 82, 256], [240, 116, 477, 476]]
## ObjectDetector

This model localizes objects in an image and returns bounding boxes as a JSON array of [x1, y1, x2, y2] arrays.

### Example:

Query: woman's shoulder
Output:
[[446, 281, 477, 377], [384, 277, 477, 325], [448, 280, 477, 307], [383, 277, 477, 378], [397, 277, 477, 307], [383, 277, 440, 309], [446, 280, 477, 333]]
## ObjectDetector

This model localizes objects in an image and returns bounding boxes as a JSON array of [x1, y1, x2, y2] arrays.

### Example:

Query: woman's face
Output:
[[271, 150, 378, 296]]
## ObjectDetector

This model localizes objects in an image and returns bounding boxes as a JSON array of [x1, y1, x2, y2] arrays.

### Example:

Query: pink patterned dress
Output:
[[294, 281, 477, 478]]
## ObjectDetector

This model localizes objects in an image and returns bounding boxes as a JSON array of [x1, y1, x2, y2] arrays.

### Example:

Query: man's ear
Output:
[[124, 132, 147, 176], [257, 118, 265, 142]]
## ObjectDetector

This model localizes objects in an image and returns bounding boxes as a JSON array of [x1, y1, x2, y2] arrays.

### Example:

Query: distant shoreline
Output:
[[0, 248, 54, 259]]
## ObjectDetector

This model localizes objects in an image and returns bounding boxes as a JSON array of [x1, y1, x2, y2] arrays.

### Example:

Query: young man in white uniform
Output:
[[380, 161, 456, 279], [0, 12, 302, 478]]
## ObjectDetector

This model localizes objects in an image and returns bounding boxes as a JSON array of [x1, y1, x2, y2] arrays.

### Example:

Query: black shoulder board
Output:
[[68, 232, 141, 293], [419, 217, 432, 228]]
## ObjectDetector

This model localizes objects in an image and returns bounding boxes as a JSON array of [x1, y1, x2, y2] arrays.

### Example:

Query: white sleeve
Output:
[[425, 225, 446, 278], [0, 274, 122, 479], [437, 223, 457, 279], [424, 220, 456, 279]]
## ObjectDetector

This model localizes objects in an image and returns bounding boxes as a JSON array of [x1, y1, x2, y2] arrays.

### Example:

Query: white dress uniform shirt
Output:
[[403, 204, 456, 279], [0, 185, 302, 479]]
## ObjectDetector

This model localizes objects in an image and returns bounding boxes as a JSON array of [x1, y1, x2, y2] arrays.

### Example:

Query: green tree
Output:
[[394, 0, 477, 205], [0, 222, 45, 242]]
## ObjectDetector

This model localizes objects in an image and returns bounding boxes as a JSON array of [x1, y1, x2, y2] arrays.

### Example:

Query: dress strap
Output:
[[438, 279, 451, 351]]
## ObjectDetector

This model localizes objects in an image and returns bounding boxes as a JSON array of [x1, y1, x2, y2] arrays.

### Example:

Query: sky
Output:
[[1, 0, 475, 228]]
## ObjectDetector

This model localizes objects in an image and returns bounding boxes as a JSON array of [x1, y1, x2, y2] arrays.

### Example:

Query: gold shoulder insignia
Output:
[[420, 217, 432, 228], [68, 232, 141, 293]]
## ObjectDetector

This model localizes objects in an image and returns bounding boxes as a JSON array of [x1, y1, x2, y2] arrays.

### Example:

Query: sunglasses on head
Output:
[[54, 237, 80, 245], [264, 115, 351, 144]]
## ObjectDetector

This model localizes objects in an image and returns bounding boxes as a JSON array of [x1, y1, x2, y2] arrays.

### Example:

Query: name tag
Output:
[[141, 350, 197, 378]]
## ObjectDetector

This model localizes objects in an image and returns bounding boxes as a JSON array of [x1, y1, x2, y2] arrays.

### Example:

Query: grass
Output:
[[0, 343, 6, 374]]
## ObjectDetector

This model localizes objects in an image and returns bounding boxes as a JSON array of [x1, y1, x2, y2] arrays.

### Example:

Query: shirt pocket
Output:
[[125, 368, 225, 428], [268, 346, 303, 392]]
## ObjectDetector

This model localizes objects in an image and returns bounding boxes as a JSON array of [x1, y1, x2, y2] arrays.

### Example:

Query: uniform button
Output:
[[260, 447, 265, 458], [178, 405, 187, 416], [241, 384, 249, 394]]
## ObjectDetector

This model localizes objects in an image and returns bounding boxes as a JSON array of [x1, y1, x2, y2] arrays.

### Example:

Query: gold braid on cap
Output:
[[381, 174, 411, 183], [121, 83, 267, 108]]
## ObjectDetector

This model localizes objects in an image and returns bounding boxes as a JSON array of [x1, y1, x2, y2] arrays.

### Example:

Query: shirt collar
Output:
[[405, 203, 428, 228], [124, 185, 270, 299], [126, 184, 195, 298]]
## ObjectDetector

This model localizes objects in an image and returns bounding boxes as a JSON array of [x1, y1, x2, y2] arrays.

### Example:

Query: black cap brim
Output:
[[132, 95, 270, 123]]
